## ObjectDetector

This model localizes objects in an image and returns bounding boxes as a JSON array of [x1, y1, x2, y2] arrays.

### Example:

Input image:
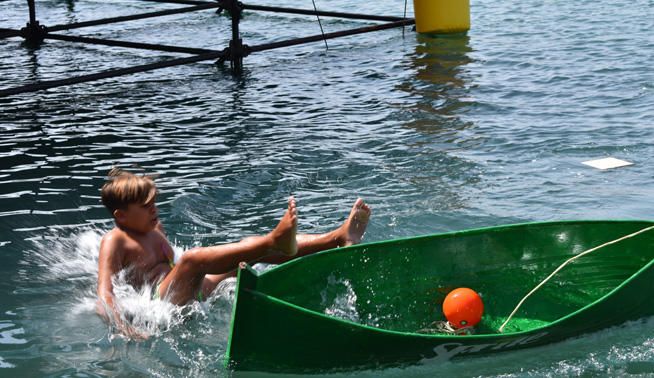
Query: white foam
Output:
[[0, 356, 15, 369]]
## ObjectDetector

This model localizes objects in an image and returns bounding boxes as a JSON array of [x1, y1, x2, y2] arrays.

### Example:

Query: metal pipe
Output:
[[0, 28, 22, 39], [2, 1, 415, 94], [242, 4, 408, 22], [249, 19, 415, 53], [0, 50, 225, 97], [231, 1, 243, 73], [138, 0, 209, 5], [47, 4, 221, 33], [27, 0, 36, 25], [136, 0, 408, 22], [45, 33, 219, 55]]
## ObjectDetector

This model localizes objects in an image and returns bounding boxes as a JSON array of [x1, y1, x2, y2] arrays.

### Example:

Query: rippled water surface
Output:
[[1, 0, 653, 376]]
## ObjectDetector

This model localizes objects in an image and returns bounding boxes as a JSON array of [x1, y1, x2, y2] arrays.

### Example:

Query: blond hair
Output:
[[101, 167, 157, 215]]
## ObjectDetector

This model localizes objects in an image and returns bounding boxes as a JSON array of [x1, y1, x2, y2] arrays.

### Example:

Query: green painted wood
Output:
[[225, 220, 654, 372]]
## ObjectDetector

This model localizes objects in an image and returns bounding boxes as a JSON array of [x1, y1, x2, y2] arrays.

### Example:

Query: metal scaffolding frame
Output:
[[0, 0, 414, 97]]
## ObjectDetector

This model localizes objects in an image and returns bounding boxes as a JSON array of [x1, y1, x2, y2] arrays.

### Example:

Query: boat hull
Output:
[[226, 221, 654, 372]]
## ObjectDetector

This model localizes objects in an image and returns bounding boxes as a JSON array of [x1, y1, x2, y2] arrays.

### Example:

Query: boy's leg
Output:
[[200, 198, 372, 297], [158, 197, 297, 305], [262, 198, 371, 264]]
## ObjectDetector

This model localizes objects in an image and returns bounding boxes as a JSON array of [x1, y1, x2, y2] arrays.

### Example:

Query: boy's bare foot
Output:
[[340, 198, 371, 246], [270, 196, 298, 256]]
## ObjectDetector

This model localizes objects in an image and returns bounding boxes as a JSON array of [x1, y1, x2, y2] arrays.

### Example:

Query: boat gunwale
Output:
[[246, 219, 654, 340]]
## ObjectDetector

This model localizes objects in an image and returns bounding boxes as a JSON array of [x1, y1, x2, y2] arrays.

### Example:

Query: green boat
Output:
[[225, 220, 654, 373]]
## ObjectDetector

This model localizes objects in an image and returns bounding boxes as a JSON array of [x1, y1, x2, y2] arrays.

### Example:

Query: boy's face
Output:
[[114, 199, 159, 233]]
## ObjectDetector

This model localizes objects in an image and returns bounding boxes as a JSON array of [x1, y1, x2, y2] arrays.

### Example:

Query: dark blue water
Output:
[[1, 0, 653, 376]]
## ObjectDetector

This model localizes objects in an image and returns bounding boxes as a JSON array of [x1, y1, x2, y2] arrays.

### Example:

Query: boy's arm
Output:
[[96, 234, 145, 339]]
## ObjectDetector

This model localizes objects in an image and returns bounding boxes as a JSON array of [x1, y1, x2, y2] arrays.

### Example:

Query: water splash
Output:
[[320, 274, 360, 323], [108, 271, 187, 338], [21, 228, 242, 341], [26, 229, 103, 286], [10, 227, 258, 375]]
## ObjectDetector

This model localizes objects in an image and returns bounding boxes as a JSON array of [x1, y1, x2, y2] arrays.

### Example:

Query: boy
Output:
[[97, 168, 371, 338]]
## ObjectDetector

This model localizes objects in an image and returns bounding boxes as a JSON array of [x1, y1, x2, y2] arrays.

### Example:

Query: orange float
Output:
[[442, 288, 484, 328]]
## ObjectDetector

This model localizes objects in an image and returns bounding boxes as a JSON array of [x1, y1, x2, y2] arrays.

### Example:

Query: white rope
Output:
[[498, 224, 654, 333]]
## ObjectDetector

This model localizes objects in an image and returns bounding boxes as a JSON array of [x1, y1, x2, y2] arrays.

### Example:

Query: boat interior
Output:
[[255, 221, 654, 335]]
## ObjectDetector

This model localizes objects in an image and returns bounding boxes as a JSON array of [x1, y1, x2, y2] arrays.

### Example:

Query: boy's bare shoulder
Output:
[[102, 227, 124, 243], [100, 228, 131, 256]]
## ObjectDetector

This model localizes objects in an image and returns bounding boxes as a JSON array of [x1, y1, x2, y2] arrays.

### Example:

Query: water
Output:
[[1, 0, 653, 375]]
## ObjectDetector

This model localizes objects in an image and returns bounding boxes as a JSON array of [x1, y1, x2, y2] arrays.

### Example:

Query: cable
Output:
[[403, 0, 408, 37], [311, 0, 328, 50]]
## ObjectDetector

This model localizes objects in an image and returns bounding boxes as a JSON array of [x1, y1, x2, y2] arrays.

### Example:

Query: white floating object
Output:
[[582, 157, 633, 170]]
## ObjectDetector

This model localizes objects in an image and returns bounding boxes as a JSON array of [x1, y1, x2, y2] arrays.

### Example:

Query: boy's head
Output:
[[101, 168, 159, 233]]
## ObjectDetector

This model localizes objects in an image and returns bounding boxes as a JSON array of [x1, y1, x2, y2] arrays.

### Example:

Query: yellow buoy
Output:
[[413, 0, 470, 34]]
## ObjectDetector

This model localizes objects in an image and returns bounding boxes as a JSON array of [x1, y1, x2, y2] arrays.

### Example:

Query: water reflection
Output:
[[379, 33, 480, 223], [401, 33, 473, 135], [62, 0, 76, 15], [413, 34, 472, 87]]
